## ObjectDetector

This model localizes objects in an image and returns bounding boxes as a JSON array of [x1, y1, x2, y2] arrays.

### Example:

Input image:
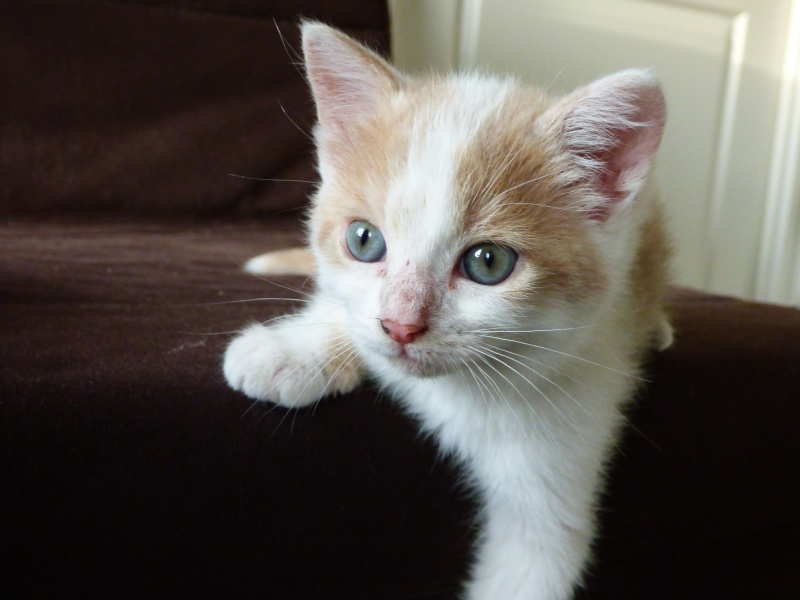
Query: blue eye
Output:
[[461, 243, 517, 285], [346, 220, 386, 263]]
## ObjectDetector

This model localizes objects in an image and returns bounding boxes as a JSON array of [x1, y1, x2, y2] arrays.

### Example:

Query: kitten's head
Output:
[[302, 23, 666, 378]]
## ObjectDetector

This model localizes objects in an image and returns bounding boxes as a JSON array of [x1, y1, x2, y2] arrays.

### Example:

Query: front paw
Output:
[[223, 325, 330, 408]]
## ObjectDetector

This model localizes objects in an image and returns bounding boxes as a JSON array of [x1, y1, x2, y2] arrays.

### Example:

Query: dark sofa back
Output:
[[0, 0, 389, 217]]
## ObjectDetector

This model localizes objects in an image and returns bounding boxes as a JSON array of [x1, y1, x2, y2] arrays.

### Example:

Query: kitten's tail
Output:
[[243, 248, 315, 276]]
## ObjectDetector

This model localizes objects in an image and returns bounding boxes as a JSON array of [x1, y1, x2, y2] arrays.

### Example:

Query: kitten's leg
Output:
[[223, 298, 362, 407], [466, 494, 594, 600], [452, 390, 614, 600]]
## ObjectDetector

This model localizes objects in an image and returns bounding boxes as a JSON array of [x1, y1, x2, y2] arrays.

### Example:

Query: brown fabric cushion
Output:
[[584, 291, 800, 598], [0, 216, 475, 598], [0, 0, 388, 217], [2, 216, 799, 598]]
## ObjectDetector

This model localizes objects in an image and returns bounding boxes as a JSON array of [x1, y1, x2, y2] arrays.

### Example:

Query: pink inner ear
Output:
[[591, 167, 621, 221], [561, 71, 666, 222], [591, 125, 660, 220], [302, 23, 402, 146]]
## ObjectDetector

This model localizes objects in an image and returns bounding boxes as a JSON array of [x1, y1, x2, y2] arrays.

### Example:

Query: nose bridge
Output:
[[382, 263, 438, 323]]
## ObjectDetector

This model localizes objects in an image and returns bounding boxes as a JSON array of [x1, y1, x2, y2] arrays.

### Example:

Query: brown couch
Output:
[[2, 2, 799, 598]]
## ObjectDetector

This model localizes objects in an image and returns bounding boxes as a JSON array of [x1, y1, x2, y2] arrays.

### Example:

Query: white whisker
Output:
[[475, 144, 527, 201], [470, 352, 529, 434], [269, 334, 354, 426], [310, 346, 360, 416], [505, 202, 589, 212], [459, 355, 491, 410], [478, 345, 566, 415], [198, 297, 315, 307], [492, 167, 565, 198], [227, 173, 317, 185], [480, 343, 588, 426], [472, 325, 595, 334], [481, 342, 656, 450], [476, 334, 646, 382], [278, 99, 315, 142]]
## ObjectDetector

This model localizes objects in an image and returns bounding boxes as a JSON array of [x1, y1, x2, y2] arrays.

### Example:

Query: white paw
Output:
[[223, 325, 330, 408]]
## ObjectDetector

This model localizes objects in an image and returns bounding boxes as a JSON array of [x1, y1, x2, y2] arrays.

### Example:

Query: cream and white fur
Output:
[[224, 22, 672, 600]]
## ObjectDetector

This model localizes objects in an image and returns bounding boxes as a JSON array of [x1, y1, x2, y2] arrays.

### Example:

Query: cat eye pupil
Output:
[[346, 220, 386, 263], [462, 243, 517, 285], [476, 248, 494, 268]]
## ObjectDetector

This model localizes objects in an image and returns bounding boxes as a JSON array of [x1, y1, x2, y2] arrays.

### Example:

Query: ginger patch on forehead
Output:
[[455, 90, 607, 299]]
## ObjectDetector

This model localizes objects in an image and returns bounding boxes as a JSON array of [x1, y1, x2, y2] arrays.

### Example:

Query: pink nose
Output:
[[380, 319, 427, 345]]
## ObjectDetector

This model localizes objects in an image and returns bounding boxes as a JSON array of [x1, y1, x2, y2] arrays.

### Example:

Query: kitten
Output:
[[224, 22, 672, 600]]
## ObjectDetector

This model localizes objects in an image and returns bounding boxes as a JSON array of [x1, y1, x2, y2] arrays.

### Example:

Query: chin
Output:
[[367, 342, 450, 379], [393, 353, 443, 378]]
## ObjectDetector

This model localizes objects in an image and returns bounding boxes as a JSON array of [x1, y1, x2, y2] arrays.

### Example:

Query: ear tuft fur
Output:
[[302, 21, 403, 143], [548, 69, 666, 220]]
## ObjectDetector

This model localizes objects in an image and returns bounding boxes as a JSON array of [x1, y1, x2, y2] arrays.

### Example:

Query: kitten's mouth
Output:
[[386, 344, 445, 377], [359, 334, 449, 377]]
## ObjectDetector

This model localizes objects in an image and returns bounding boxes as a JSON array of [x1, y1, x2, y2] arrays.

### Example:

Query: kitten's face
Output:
[[302, 24, 665, 378], [310, 79, 604, 377]]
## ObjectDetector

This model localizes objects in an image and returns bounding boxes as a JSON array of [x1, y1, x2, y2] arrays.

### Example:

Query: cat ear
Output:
[[302, 21, 404, 146], [545, 69, 666, 221]]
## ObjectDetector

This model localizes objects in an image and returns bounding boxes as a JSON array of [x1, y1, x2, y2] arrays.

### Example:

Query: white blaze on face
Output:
[[379, 78, 512, 327]]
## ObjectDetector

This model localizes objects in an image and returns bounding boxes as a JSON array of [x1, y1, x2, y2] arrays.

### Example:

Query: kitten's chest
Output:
[[387, 349, 633, 463]]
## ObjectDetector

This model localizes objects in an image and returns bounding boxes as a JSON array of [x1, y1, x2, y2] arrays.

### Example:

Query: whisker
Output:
[[476, 334, 647, 382], [277, 99, 314, 142], [480, 343, 584, 426], [238, 269, 351, 314], [469, 352, 529, 434], [504, 202, 590, 212], [292, 338, 354, 408], [239, 398, 264, 420], [543, 68, 566, 95], [218, 249, 313, 296], [182, 329, 247, 337], [260, 399, 292, 430], [471, 347, 527, 402], [478, 144, 527, 200], [484, 165, 576, 213], [459, 356, 492, 410], [471, 325, 595, 334], [194, 297, 315, 307], [273, 18, 305, 77], [472, 347, 568, 443], [466, 358, 500, 405], [227, 173, 317, 185], [247, 272, 314, 299], [492, 166, 567, 198], [312, 348, 360, 417], [481, 342, 659, 451], [444, 354, 476, 406], [271, 334, 353, 406]]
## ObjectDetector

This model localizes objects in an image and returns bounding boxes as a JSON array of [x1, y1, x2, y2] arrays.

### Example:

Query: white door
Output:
[[390, 0, 800, 304]]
